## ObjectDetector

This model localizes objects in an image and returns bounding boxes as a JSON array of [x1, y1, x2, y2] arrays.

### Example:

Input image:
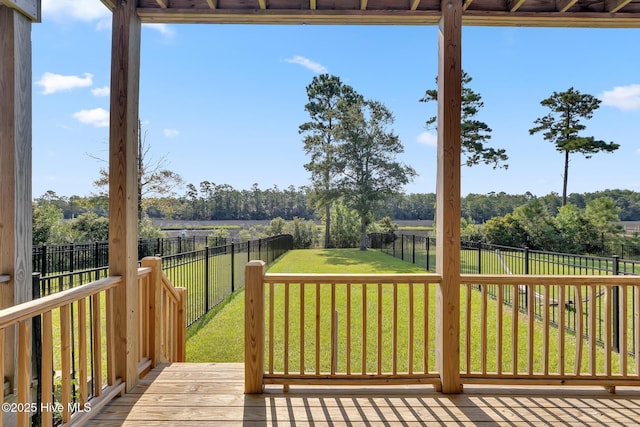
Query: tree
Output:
[[420, 71, 508, 169], [335, 99, 417, 250], [529, 87, 619, 206], [299, 74, 362, 248], [93, 120, 184, 220]]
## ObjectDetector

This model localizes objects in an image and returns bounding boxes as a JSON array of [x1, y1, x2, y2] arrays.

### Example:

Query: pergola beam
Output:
[[206, 0, 217, 9], [509, 0, 527, 12], [258, 0, 267, 9], [556, 0, 578, 13], [361, 0, 368, 10], [411, 0, 420, 10], [156, 0, 168, 9], [606, 0, 632, 13]]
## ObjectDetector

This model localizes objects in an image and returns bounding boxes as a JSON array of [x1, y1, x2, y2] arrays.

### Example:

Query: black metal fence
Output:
[[162, 234, 293, 326], [29, 234, 292, 426], [369, 232, 640, 352], [32, 236, 229, 280]]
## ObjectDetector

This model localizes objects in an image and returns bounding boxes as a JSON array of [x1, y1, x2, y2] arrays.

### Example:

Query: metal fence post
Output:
[[401, 234, 404, 261], [412, 235, 416, 265], [426, 236, 430, 272], [205, 246, 210, 312], [477, 241, 482, 274], [612, 255, 620, 353], [231, 242, 235, 292]]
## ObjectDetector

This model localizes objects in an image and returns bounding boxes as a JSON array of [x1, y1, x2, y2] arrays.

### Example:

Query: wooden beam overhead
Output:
[[606, 0, 632, 13], [556, 0, 578, 13], [136, 9, 640, 28], [361, 0, 368, 10], [310, 0, 316, 10], [206, 0, 217, 9], [258, 0, 267, 9], [509, 0, 527, 12], [156, 0, 168, 8], [99, 0, 116, 11], [411, 0, 420, 10], [0, 0, 40, 21], [462, 0, 473, 10]]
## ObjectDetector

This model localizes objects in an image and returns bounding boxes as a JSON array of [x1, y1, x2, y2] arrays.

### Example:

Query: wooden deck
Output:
[[87, 363, 640, 426]]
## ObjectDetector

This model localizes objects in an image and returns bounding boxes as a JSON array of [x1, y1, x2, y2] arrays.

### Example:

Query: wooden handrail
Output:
[[265, 273, 442, 284], [462, 274, 640, 286], [247, 267, 640, 392], [161, 272, 182, 301], [0, 276, 121, 329]]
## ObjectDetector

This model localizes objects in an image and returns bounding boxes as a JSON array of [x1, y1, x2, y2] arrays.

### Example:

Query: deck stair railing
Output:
[[0, 257, 185, 427]]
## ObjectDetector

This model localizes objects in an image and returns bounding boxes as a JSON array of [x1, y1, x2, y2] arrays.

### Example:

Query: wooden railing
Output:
[[139, 257, 186, 374], [245, 262, 640, 392], [244, 261, 443, 392], [0, 257, 185, 427], [460, 274, 640, 389]]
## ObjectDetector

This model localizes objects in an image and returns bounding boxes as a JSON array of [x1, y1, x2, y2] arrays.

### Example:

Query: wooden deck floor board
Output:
[[88, 363, 640, 426]]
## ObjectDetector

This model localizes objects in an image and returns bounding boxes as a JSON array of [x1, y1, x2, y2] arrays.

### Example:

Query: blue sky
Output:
[[32, 0, 640, 199]]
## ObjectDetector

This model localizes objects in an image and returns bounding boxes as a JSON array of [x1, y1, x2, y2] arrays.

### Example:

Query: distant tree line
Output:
[[35, 187, 640, 226]]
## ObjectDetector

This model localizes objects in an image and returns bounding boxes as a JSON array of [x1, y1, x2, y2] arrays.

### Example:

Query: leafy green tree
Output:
[[33, 202, 65, 245], [139, 216, 165, 239], [554, 203, 593, 254], [287, 217, 319, 249], [329, 202, 361, 248], [420, 71, 508, 169], [583, 197, 624, 252], [512, 199, 559, 250], [299, 74, 362, 248], [70, 212, 109, 242], [335, 99, 417, 250], [529, 87, 619, 206], [483, 214, 528, 247]]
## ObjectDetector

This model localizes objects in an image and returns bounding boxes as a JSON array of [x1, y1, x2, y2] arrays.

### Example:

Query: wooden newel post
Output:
[[141, 257, 162, 367], [175, 287, 187, 362], [245, 260, 265, 394]]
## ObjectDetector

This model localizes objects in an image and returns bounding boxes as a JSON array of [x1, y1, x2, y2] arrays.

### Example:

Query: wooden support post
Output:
[[175, 287, 187, 362], [245, 261, 265, 393], [141, 257, 163, 367], [435, 0, 463, 394], [108, 0, 141, 392], [0, 4, 33, 397]]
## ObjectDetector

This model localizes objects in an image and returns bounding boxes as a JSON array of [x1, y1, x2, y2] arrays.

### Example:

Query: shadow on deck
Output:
[[88, 363, 640, 426]]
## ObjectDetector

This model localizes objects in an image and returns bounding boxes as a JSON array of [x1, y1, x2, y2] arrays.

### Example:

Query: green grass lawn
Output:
[[186, 248, 637, 377], [185, 249, 425, 362]]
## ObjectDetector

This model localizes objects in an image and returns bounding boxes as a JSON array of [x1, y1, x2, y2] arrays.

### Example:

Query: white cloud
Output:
[[91, 86, 110, 97], [37, 72, 93, 95], [285, 56, 327, 74], [163, 129, 180, 138], [42, 0, 110, 22], [73, 108, 109, 127], [143, 23, 176, 38], [417, 131, 437, 147], [601, 84, 640, 111]]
